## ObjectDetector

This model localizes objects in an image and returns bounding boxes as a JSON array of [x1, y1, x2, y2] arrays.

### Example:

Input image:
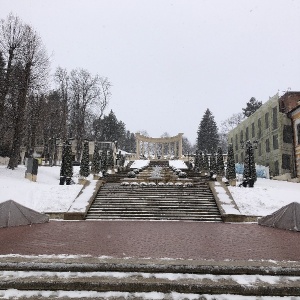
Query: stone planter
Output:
[[59, 176, 66, 185], [229, 179, 236, 186], [66, 177, 72, 185]]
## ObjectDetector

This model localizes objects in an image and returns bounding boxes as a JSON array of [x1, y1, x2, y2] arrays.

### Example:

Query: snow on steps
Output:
[[1, 257, 300, 298]]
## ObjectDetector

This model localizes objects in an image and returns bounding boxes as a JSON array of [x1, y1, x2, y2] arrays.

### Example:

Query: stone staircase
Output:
[[86, 164, 222, 222], [1, 257, 300, 299]]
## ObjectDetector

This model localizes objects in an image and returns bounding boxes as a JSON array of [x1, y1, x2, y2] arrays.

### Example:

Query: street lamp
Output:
[[240, 140, 258, 187]]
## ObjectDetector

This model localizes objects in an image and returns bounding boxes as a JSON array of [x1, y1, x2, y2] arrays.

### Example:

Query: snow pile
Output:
[[169, 160, 187, 169], [130, 160, 150, 169]]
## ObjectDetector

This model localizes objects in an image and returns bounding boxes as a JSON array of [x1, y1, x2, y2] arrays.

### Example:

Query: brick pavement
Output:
[[0, 221, 299, 262]]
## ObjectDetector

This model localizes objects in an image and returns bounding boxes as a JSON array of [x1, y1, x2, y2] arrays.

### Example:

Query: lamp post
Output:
[[240, 139, 258, 187]]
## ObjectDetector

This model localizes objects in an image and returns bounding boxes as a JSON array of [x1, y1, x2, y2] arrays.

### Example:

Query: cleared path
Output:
[[0, 221, 299, 261]]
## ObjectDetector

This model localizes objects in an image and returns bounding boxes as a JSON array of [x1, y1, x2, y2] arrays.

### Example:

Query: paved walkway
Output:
[[0, 221, 299, 262]]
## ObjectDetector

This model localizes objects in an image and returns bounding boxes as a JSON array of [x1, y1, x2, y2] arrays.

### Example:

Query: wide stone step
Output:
[[1, 258, 300, 298], [85, 215, 223, 221]]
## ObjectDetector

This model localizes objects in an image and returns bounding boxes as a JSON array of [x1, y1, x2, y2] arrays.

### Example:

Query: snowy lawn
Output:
[[228, 178, 300, 216], [0, 165, 89, 213], [0, 164, 299, 217]]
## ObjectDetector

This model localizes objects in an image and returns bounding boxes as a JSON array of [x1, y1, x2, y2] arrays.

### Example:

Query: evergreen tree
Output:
[[80, 141, 90, 178], [91, 144, 101, 174], [101, 150, 108, 173], [194, 150, 199, 171], [197, 109, 219, 153], [64, 141, 73, 185], [107, 149, 114, 169], [209, 152, 217, 172], [203, 151, 209, 171], [243, 142, 257, 182], [242, 97, 262, 118], [198, 151, 204, 171], [226, 144, 236, 180], [216, 147, 225, 176]]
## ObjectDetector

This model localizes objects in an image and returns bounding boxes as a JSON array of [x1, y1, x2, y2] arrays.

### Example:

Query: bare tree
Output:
[[54, 67, 69, 141], [219, 112, 244, 153], [8, 23, 49, 169], [69, 69, 110, 161], [0, 13, 26, 132]]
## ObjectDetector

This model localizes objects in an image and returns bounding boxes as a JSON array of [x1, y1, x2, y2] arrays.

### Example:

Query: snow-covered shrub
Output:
[[130, 182, 139, 186], [166, 182, 174, 186], [121, 182, 129, 186], [127, 171, 136, 178], [140, 182, 148, 186], [148, 182, 156, 186], [133, 169, 140, 174], [184, 182, 193, 187], [175, 182, 183, 186], [178, 171, 187, 178], [158, 182, 165, 186]]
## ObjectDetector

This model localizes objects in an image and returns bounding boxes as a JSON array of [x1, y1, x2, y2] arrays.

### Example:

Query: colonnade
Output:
[[135, 133, 183, 159]]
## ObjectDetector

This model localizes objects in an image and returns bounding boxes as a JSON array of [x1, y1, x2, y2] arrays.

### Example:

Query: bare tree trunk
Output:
[[8, 65, 30, 169]]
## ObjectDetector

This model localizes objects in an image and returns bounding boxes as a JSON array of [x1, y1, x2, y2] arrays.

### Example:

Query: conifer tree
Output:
[[196, 109, 219, 153], [209, 152, 217, 172], [243, 142, 257, 182], [216, 147, 225, 177], [242, 97, 262, 117], [198, 151, 204, 171], [203, 151, 209, 171], [101, 150, 108, 173], [91, 144, 101, 175], [64, 141, 73, 185], [80, 141, 90, 178], [194, 150, 199, 171], [226, 144, 236, 181], [107, 150, 114, 169]]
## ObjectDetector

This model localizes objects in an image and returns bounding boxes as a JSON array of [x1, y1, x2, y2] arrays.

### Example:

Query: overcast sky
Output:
[[1, 0, 300, 143]]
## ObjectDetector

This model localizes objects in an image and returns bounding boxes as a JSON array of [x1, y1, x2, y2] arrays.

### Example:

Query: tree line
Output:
[[0, 13, 136, 169]]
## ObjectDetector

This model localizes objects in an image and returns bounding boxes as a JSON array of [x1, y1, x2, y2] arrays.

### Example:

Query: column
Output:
[[174, 141, 177, 157], [142, 141, 145, 157], [162, 143, 165, 159], [136, 138, 140, 159], [178, 136, 183, 159], [155, 143, 157, 159], [168, 143, 171, 157]]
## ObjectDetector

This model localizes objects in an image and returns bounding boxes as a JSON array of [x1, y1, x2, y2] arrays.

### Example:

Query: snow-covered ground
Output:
[[0, 161, 299, 217]]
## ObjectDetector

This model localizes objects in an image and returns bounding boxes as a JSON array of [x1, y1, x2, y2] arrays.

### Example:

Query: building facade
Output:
[[228, 92, 300, 177]]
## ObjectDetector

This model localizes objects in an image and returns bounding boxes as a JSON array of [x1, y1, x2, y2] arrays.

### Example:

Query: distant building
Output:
[[228, 92, 300, 178]]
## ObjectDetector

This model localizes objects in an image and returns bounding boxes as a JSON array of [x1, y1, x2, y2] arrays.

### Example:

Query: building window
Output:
[[230, 137, 233, 144], [251, 123, 255, 138], [240, 131, 243, 142], [273, 134, 279, 150], [235, 134, 238, 150], [245, 127, 249, 140], [235, 154, 238, 163], [283, 125, 293, 143], [258, 143, 262, 156], [272, 106, 278, 130], [266, 138, 270, 152], [297, 123, 300, 145], [265, 112, 269, 129], [241, 152, 244, 162], [258, 118, 262, 138], [282, 154, 291, 170]]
